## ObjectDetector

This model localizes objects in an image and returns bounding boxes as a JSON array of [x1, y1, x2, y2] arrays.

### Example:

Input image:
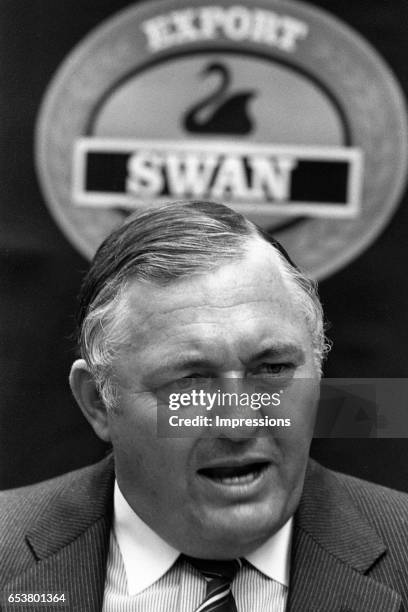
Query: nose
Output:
[[210, 376, 260, 439], [220, 370, 245, 379]]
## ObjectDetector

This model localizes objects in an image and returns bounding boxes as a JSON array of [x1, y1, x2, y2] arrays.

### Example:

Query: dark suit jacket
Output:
[[1, 455, 408, 612]]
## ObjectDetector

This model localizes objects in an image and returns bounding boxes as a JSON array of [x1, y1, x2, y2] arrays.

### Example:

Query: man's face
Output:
[[107, 239, 320, 558]]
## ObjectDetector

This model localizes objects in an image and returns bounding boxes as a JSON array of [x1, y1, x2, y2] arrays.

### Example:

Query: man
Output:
[[1, 200, 408, 612]]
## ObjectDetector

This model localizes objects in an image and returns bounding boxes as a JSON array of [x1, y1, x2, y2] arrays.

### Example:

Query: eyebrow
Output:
[[247, 343, 305, 363], [148, 343, 305, 379], [147, 358, 215, 379]]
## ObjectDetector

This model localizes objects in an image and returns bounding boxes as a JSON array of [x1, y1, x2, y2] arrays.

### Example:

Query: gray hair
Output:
[[77, 201, 331, 409]]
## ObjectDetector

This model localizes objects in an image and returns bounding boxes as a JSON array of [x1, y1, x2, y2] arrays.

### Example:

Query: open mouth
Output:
[[197, 462, 270, 485]]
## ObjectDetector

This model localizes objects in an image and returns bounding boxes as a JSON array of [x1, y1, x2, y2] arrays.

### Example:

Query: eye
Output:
[[172, 373, 212, 390], [173, 377, 197, 390], [184, 373, 209, 379], [249, 363, 292, 377]]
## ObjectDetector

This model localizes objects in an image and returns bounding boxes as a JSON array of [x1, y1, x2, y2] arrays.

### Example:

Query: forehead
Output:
[[119, 240, 310, 354]]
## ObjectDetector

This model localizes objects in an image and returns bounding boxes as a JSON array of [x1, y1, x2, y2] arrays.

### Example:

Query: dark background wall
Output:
[[1, 0, 407, 491]]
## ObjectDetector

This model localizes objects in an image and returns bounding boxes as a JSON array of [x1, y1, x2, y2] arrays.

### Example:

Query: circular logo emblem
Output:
[[36, 0, 408, 278]]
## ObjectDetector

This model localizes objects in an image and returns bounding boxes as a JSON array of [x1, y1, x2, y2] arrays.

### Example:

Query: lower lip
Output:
[[197, 464, 272, 500]]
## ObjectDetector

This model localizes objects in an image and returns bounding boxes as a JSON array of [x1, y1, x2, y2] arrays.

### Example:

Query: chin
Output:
[[199, 504, 286, 558]]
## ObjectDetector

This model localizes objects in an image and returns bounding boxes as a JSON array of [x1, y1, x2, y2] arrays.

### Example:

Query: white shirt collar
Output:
[[113, 480, 293, 596], [245, 516, 292, 587]]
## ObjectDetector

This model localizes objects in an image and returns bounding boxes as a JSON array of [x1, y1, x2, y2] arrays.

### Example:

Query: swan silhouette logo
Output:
[[36, 0, 407, 279], [183, 62, 256, 135]]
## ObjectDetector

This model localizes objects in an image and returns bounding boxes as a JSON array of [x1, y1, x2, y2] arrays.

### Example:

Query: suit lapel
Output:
[[287, 460, 402, 612], [4, 518, 110, 612], [4, 455, 114, 612]]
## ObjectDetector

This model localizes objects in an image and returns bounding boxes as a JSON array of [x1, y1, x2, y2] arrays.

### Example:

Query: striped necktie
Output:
[[183, 555, 242, 612]]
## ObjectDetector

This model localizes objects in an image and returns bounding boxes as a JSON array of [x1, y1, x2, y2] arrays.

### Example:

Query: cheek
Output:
[[271, 387, 318, 478], [111, 391, 159, 437], [112, 434, 182, 508], [110, 409, 193, 486], [268, 437, 310, 517], [282, 378, 319, 428]]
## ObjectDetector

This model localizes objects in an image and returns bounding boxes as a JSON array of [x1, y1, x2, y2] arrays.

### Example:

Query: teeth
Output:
[[215, 470, 260, 485], [200, 462, 268, 481]]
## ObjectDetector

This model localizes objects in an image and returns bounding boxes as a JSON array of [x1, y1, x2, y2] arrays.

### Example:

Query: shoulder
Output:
[[306, 459, 408, 553], [324, 462, 408, 533], [315, 459, 408, 510], [0, 455, 113, 529], [0, 455, 114, 583]]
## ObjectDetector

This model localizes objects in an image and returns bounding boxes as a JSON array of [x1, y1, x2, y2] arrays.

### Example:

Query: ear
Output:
[[69, 359, 112, 442]]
